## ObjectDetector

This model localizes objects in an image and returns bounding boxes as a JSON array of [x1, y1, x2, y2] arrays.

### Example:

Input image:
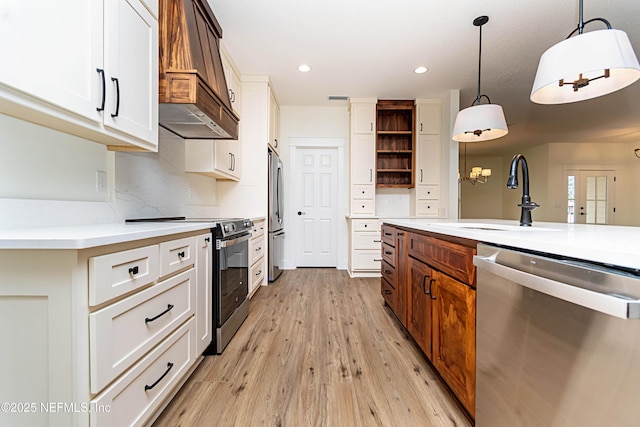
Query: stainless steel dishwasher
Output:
[[474, 243, 640, 427]]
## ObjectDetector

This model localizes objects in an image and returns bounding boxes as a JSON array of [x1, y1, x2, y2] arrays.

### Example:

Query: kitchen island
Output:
[[382, 218, 640, 270], [378, 218, 640, 420]]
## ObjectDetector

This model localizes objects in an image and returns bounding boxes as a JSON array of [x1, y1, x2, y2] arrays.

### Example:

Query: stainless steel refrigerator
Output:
[[268, 149, 284, 281]]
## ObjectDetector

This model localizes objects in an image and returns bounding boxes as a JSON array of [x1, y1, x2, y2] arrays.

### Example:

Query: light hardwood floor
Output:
[[153, 268, 471, 427]]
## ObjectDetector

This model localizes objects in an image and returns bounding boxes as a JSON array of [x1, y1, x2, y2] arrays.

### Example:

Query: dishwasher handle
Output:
[[474, 255, 640, 319]]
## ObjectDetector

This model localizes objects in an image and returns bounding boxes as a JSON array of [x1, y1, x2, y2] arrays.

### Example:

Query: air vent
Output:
[[328, 96, 349, 101]]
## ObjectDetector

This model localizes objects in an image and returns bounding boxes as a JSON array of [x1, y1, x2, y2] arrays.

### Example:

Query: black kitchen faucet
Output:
[[507, 154, 540, 226]]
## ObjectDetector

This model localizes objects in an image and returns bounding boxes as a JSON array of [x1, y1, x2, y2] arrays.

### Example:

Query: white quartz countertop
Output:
[[381, 218, 640, 271], [0, 222, 216, 249]]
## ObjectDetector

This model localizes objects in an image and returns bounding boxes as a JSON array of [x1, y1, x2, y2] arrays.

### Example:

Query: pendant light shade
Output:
[[452, 16, 508, 143], [452, 104, 508, 142], [530, 1, 640, 104]]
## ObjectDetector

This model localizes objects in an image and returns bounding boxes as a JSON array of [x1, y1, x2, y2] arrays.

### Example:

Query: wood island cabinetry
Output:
[[382, 225, 477, 417]]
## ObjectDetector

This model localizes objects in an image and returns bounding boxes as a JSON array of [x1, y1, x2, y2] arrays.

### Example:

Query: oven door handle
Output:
[[218, 234, 250, 248]]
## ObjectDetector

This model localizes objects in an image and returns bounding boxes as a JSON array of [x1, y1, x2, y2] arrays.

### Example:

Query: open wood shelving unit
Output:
[[375, 100, 416, 188]]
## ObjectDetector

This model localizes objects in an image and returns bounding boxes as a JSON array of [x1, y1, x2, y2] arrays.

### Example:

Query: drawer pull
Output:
[[205, 237, 211, 243], [384, 290, 392, 295], [384, 269, 392, 275], [177, 251, 185, 258], [384, 232, 392, 236], [422, 275, 431, 295], [145, 304, 174, 323], [144, 362, 174, 391], [397, 232, 404, 236], [256, 270, 262, 276], [128, 266, 139, 275], [384, 251, 392, 255], [373, 258, 383, 262], [373, 239, 382, 243], [256, 247, 262, 252]]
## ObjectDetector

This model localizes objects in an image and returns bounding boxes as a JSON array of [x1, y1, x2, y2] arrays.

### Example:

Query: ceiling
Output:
[[210, 0, 640, 156]]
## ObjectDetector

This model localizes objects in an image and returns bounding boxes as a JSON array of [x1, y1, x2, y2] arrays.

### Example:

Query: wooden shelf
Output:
[[376, 100, 415, 188], [377, 130, 412, 135]]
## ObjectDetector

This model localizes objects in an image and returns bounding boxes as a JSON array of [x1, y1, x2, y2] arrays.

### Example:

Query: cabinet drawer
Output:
[[381, 278, 396, 310], [90, 268, 196, 394], [381, 260, 396, 286], [250, 260, 265, 290], [418, 185, 439, 200], [353, 232, 382, 249], [89, 245, 160, 307], [381, 225, 396, 247], [352, 219, 380, 232], [353, 250, 382, 270], [409, 233, 476, 286], [159, 237, 196, 277], [250, 236, 265, 266], [382, 243, 396, 266], [417, 200, 439, 216], [351, 199, 375, 215], [251, 220, 265, 239], [91, 318, 196, 427], [352, 184, 374, 199]]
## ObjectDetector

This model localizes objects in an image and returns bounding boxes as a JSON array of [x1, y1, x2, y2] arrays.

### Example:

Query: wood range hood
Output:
[[159, 0, 239, 139]]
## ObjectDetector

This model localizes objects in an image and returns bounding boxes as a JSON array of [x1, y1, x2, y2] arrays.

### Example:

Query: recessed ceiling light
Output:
[[298, 64, 311, 72], [414, 66, 428, 74]]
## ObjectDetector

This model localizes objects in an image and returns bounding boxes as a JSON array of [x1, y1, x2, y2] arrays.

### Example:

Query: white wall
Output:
[[0, 114, 220, 228]]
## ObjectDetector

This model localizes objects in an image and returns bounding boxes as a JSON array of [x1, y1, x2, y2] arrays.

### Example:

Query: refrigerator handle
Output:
[[277, 165, 283, 224]]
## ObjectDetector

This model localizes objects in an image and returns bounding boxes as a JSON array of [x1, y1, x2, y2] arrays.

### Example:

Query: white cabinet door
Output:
[[103, 0, 158, 145], [416, 134, 441, 185], [196, 233, 212, 355], [351, 103, 376, 134], [268, 89, 280, 154], [214, 140, 240, 179], [351, 134, 376, 185], [221, 51, 242, 117], [0, 0, 103, 121], [417, 101, 441, 135]]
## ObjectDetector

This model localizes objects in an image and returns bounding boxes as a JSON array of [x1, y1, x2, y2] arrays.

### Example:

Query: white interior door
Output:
[[571, 169, 616, 224], [294, 148, 338, 267]]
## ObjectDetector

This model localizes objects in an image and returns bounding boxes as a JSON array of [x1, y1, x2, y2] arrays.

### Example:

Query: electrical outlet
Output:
[[96, 170, 107, 193]]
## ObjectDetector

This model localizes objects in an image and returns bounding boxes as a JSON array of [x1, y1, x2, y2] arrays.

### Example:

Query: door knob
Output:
[[297, 211, 306, 216]]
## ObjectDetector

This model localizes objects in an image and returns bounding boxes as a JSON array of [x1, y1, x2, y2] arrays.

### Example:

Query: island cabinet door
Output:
[[407, 256, 434, 360], [431, 270, 476, 416]]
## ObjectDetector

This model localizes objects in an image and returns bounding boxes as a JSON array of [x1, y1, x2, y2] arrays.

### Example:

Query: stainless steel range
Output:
[[126, 217, 253, 354]]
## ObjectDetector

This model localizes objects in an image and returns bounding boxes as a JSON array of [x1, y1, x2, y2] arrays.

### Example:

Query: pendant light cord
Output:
[[476, 23, 482, 103], [471, 16, 491, 106]]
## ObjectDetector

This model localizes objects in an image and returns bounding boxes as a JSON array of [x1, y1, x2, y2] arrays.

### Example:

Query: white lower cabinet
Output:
[[91, 318, 196, 427], [348, 218, 382, 277], [0, 229, 211, 427], [249, 218, 266, 297]]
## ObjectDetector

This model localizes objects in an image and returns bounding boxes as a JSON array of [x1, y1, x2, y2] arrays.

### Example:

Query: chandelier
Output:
[[459, 140, 491, 185]]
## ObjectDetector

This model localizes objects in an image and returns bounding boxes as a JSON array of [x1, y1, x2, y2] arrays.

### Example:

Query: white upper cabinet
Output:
[[0, 0, 158, 151], [351, 102, 376, 134], [268, 88, 280, 155], [103, 0, 158, 145], [417, 101, 442, 135], [0, 0, 103, 121], [220, 46, 242, 118], [185, 139, 241, 181], [351, 134, 376, 185]]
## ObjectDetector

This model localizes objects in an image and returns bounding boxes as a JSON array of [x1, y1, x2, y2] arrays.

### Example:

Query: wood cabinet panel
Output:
[[395, 229, 409, 326], [381, 225, 395, 247], [432, 271, 476, 415], [409, 233, 476, 287], [382, 244, 396, 266], [407, 256, 434, 359], [381, 278, 396, 312]]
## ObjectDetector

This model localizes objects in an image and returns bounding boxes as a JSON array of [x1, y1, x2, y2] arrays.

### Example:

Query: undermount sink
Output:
[[428, 223, 558, 232]]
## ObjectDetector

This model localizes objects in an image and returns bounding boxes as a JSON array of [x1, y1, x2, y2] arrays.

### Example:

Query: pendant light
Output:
[[531, 0, 640, 104], [452, 16, 508, 143]]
